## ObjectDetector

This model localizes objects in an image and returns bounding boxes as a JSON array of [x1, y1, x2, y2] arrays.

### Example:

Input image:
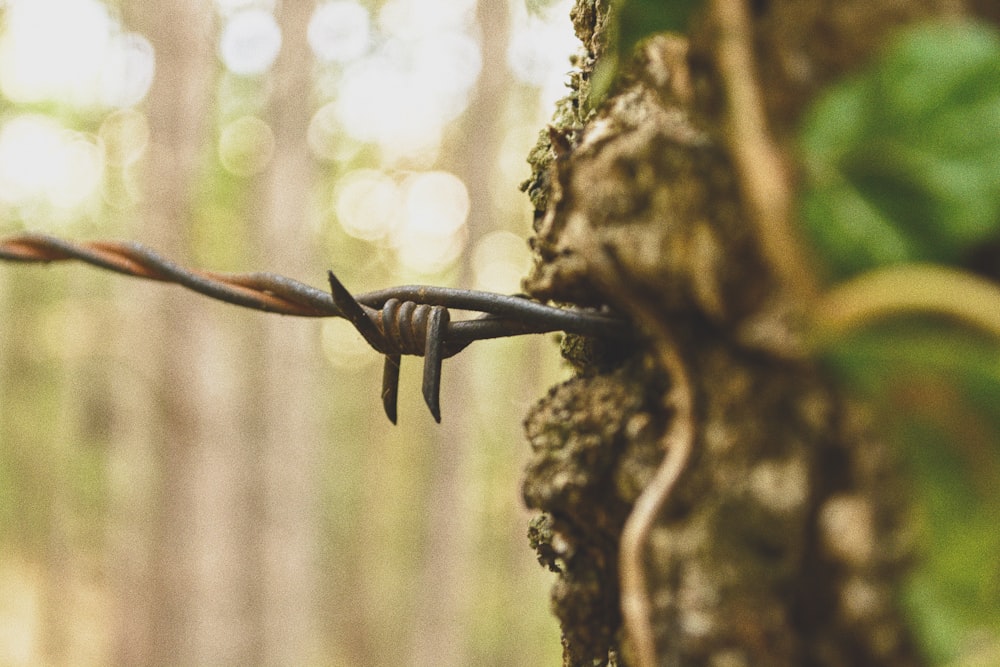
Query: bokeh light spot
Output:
[[392, 171, 469, 274], [0, 115, 103, 212], [378, 0, 477, 37], [400, 171, 469, 234], [330, 5, 483, 162], [99, 109, 150, 167], [413, 33, 481, 119], [308, 1, 371, 63], [0, 0, 121, 107], [308, 102, 353, 162], [508, 0, 579, 108], [98, 32, 155, 108], [472, 230, 532, 293], [218, 116, 275, 176], [334, 169, 401, 241], [51, 137, 104, 209], [394, 225, 466, 276], [334, 54, 441, 157], [219, 9, 282, 76]]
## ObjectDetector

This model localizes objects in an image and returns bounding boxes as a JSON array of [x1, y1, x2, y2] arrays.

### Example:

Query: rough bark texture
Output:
[[519, 1, 983, 665]]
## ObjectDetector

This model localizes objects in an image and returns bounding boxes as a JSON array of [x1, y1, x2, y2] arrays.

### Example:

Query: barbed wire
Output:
[[0, 232, 343, 317], [0, 232, 629, 338], [0, 232, 632, 421]]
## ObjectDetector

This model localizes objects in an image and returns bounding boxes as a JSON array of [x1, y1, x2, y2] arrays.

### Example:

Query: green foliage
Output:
[[800, 22, 1000, 280], [823, 321, 1000, 662], [524, 0, 563, 15], [590, 0, 702, 108], [614, 0, 701, 61], [801, 20, 1000, 663]]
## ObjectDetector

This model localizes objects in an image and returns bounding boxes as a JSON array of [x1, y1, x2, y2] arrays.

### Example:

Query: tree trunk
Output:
[[404, 1, 513, 665], [108, 3, 257, 665], [249, 0, 323, 663], [519, 1, 983, 665]]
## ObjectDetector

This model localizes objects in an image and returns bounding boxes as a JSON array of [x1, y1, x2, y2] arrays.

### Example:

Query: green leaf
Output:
[[799, 22, 1000, 280], [590, 0, 703, 110], [615, 0, 701, 61], [803, 18, 1000, 665]]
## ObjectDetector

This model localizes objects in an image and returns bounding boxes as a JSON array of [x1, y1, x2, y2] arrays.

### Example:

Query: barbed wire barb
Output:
[[0, 232, 632, 422]]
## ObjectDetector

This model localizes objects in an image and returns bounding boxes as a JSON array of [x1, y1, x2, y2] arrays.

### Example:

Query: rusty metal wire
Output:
[[0, 232, 633, 421], [0, 232, 343, 317], [0, 232, 630, 338]]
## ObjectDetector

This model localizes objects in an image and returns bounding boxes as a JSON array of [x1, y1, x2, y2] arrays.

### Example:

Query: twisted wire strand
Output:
[[0, 232, 343, 317], [0, 232, 631, 343], [1, 232, 635, 422]]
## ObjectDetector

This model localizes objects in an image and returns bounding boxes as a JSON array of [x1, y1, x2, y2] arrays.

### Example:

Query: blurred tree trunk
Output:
[[109, 3, 260, 665], [404, 1, 513, 665], [518, 1, 985, 666], [40, 278, 93, 665], [247, 0, 323, 663], [408, 0, 511, 667]]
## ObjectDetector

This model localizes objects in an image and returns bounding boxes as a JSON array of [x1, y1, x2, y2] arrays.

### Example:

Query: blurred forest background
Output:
[[0, 0, 576, 664]]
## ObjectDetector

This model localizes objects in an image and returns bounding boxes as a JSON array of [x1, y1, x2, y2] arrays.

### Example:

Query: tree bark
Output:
[[519, 1, 981, 665]]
